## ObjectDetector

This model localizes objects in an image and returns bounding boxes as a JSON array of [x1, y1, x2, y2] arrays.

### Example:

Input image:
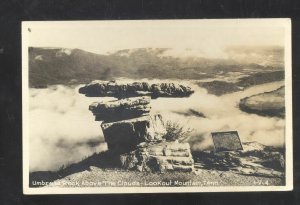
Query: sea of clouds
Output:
[[28, 80, 285, 172]]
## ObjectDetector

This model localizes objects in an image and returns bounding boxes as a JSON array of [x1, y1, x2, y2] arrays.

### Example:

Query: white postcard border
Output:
[[22, 19, 293, 194]]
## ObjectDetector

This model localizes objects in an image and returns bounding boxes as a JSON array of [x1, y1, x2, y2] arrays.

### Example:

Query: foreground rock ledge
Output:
[[79, 81, 194, 98], [120, 141, 195, 172]]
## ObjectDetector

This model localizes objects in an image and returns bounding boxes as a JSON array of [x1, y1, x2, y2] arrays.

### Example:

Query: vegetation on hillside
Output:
[[29, 47, 284, 88], [197, 71, 284, 96]]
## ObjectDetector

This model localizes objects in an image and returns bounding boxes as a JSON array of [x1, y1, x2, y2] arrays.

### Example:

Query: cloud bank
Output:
[[28, 80, 284, 171]]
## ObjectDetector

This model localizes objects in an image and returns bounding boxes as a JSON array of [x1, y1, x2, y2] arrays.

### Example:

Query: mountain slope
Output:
[[197, 71, 284, 96], [239, 86, 285, 118], [28, 47, 284, 88]]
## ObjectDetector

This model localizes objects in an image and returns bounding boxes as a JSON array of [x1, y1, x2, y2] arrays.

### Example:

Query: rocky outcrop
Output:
[[120, 142, 194, 172], [79, 81, 194, 99], [89, 96, 166, 153], [79, 82, 195, 172], [89, 96, 151, 122], [101, 115, 167, 152], [193, 142, 285, 178], [30, 141, 285, 187]]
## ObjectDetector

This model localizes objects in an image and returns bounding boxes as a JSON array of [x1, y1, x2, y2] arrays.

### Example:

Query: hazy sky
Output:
[[23, 19, 288, 55]]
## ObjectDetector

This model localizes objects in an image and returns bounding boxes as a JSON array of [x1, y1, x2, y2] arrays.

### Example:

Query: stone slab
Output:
[[120, 142, 194, 172], [90, 97, 151, 121], [101, 115, 167, 152], [79, 81, 194, 98]]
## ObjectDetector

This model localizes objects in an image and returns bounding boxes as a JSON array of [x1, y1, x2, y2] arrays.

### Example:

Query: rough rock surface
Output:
[[120, 142, 194, 172], [79, 81, 194, 98], [90, 96, 151, 121], [101, 115, 167, 152], [79, 80, 195, 172], [193, 142, 285, 178], [30, 141, 284, 187]]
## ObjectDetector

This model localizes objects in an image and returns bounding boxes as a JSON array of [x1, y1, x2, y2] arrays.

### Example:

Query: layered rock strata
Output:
[[80, 81, 195, 172], [101, 115, 167, 152], [120, 142, 194, 172], [89, 96, 151, 122], [79, 81, 194, 98]]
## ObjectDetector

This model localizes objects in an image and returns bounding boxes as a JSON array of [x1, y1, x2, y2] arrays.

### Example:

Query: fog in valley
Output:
[[29, 79, 284, 172], [26, 20, 288, 172]]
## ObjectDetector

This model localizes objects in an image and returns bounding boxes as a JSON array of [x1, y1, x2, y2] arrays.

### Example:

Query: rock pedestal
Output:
[[120, 142, 194, 172], [89, 97, 151, 122], [101, 115, 167, 152], [79, 81, 195, 172]]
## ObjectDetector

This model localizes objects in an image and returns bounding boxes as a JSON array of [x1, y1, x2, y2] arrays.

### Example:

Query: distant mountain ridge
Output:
[[239, 86, 285, 118], [29, 47, 284, 88]]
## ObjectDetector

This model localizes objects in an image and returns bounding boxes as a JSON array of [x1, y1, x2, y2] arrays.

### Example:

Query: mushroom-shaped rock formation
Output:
[[79, 81, 194, 99], [79, 81, 195, 172]]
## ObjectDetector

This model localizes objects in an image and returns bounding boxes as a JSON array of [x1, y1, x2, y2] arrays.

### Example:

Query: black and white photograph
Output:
[[22, 19, 292, 194]]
